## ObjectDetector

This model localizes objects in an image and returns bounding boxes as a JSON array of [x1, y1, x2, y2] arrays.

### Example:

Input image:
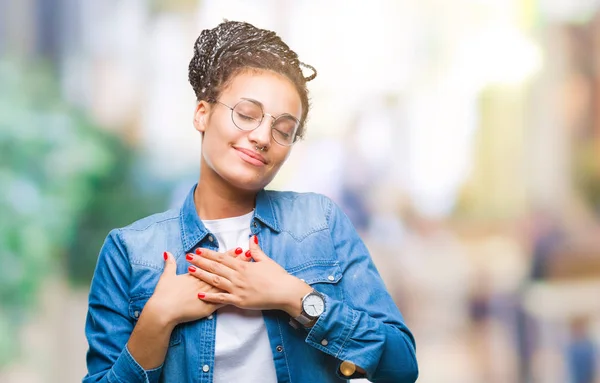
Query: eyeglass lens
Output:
[[231, 99, 299, 146]]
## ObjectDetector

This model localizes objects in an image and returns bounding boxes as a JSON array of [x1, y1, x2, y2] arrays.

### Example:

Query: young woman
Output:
[[84, 21, 418, 383]]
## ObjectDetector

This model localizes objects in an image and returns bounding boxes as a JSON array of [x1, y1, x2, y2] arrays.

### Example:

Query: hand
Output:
[[187, 236, 312, 315], [145, 249, 248, 327]]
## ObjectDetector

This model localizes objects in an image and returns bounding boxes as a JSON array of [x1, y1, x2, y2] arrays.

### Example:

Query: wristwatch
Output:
[[293, 290, 325, 327]]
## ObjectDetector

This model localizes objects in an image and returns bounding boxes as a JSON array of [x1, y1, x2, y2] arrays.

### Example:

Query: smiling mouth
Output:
[[233, 146, 268, 166]]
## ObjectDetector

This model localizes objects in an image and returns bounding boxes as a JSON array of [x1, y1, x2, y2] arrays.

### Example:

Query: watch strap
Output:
[[292, 290, 323, 328], [294, 313, 317, 327]]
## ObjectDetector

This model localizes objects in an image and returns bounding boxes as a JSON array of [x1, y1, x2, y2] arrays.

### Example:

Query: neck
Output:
[[194, 163, 257, 220]]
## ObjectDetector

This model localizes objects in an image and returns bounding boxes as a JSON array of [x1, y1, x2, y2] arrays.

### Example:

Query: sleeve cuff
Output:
[[305, 294, 358, 359], [108, 345, 163, 383]]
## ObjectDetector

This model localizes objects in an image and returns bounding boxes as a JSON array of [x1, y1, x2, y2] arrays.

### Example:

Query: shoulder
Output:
[[111, 208, 180, 241], [104, 208, 181, 268], [93, 209, 181, 303], [119, 208, 180, 232], [265, 190, 334, 211], [266, 190, 335, 217], [264, 190, 346, 235]]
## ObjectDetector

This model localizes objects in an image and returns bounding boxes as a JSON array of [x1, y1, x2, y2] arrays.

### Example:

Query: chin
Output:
[[222, 168, 275, 192], [204, 154, 281, 192]]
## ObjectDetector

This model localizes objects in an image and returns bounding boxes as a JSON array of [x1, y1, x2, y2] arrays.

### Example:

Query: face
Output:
[[194, 69, 303, 192]]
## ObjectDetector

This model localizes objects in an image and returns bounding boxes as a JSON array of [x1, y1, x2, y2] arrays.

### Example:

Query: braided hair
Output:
[[188, 20, 317, 139]]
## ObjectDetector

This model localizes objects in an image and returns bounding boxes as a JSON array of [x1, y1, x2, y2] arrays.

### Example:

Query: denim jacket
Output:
[[84, 185, 418, 383]]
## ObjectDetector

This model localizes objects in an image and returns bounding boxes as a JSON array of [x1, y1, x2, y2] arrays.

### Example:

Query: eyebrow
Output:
[[241, 97, 263, 108], [240, 97, 299, 121]]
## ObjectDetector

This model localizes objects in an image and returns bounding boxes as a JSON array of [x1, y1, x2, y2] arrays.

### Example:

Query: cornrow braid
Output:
[[188, 20, 316, 139]]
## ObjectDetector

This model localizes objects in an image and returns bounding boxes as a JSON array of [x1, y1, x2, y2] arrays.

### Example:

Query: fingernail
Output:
[[163, 252, 168, 260], [188, 265, 196, 273], [198, 293, 205, 299], [235, 247, 243, 255], [186, 253, 194, 261], [254, 236, 258, 245], [195, 248, 202, 255], [245, 250, 252, 258]]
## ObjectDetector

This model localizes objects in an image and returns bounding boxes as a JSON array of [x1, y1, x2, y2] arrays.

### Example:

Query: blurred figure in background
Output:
[[567, 317, 597, 383]]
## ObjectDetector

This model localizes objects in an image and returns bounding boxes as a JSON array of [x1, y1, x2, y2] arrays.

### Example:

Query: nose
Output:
[[247, 114, 274, 149]]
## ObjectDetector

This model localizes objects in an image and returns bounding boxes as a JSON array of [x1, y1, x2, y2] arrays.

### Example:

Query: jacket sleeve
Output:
[[83, 229, 163, 383], [304, 197, 418, 383]]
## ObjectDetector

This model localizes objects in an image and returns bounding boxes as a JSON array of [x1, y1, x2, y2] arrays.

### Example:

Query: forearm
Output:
[[127, 303, 176, 370], [279, 275, 313, 317], [84, 302, 172, 383]]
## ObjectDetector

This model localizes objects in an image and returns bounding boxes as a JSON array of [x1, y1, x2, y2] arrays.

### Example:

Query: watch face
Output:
[[303, 293, 325, 317]]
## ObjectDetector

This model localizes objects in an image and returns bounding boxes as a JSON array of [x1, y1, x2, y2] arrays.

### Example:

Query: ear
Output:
[[193, 101, 211, 133]]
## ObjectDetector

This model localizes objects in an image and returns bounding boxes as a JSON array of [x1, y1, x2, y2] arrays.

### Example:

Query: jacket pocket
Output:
[[287, 261, 344, 301], [129, 294, 182, 347]]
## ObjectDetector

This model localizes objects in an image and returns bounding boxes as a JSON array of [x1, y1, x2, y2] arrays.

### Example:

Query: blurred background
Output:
[[2, 0, 600, 382]]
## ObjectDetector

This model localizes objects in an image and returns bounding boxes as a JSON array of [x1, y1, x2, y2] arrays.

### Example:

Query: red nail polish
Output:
[[188, 265, 196, 273], [198, 293, 205, 299], [235, 247, 243, 255], [186, 254, 194, 261], [163, 252, 168, 260], [245, 250, 252, 258], [254, 236, 258, 245], [195, 248, 202, 255]]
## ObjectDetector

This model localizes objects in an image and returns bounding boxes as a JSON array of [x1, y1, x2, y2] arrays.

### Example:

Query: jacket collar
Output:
[[180, 184, 280, 252]]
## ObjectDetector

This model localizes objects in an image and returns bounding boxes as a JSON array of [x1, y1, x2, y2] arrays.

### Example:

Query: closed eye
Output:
[[274, 128, 290, 138], [235, 112, 259, 122]]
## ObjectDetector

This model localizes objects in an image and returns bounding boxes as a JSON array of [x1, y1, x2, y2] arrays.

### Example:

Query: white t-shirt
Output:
[[202, 211, 277, 383]]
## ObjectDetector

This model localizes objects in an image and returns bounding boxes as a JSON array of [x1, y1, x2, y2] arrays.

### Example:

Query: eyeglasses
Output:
[[216, 98, 300, 146]]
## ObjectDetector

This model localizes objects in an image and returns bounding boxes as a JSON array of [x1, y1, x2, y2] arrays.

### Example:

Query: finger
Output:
[[190, 254, 236, 280], [248, 235, 269, 262], [183, 273, 223, 293], [197, 292, 239, 306], [222, 247, 243, 259], [239, 249, 252, 261], [186, 247, 238, 264], [162, 251, 177, 275], [188, 265, 234, 292], [187, 249, 249, 269], [197, 247, 239, 269], [232, 247, 251, 262]]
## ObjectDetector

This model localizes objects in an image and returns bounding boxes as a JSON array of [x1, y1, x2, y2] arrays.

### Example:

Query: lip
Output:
[[233, 146, 268, 166]]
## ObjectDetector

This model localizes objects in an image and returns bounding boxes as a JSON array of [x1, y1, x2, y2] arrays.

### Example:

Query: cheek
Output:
[[276, 149, 292, 166], [203, 121, 237, 149], [264, 149, 291, 175], [201, 127, 230, 168]]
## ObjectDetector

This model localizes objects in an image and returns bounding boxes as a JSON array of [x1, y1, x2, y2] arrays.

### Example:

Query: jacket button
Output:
[[253, 222, 258, 228], [340, 361, 356, 377], [202, 365, 210, 372], [321, 339, 329, 346], [207, 315, 213, 320], [327, 275, 335, 281], [276, 345, 283, 352], [134, 311, 140, 318], [208, 235, 214, 242]]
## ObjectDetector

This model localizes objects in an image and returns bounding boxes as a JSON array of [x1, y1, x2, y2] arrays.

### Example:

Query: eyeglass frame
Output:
[[214, 98, 301, 146]]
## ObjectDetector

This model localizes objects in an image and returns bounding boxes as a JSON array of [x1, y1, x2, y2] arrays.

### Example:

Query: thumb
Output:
[[162, 251, 177, 275], [248, 235, 268, 261]]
